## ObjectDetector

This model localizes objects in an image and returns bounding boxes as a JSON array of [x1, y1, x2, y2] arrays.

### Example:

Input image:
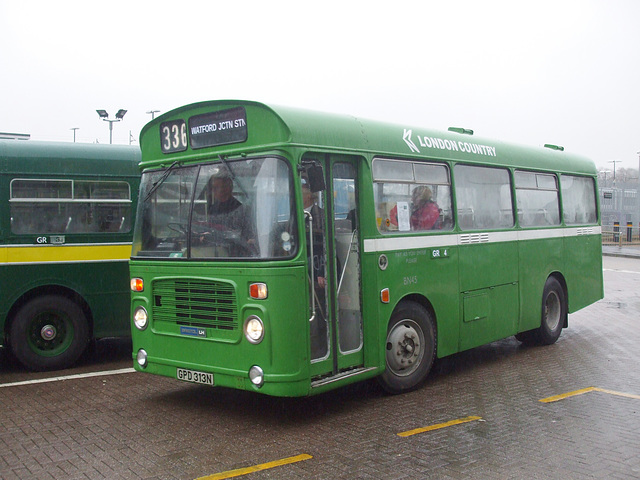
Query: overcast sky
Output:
[[1, 0, 638, 170]]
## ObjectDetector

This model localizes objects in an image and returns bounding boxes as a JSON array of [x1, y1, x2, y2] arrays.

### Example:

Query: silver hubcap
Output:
[[544, 291, 561, 331], [386, 320, 424, 377]]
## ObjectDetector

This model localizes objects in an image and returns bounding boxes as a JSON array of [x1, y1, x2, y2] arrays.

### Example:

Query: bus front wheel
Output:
[[9, 295, 90, 371], [379, 302, 436, 394]]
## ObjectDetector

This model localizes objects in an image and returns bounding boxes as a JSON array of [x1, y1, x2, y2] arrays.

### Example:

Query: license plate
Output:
[[176, 368, 214, 386]]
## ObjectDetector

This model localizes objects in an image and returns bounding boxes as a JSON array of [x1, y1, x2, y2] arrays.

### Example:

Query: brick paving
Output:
[[1, 255, 639, 479]]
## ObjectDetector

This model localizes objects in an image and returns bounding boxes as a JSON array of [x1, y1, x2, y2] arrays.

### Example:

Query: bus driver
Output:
[[208, 174, 242, 215], [201, 172, 256, 255]]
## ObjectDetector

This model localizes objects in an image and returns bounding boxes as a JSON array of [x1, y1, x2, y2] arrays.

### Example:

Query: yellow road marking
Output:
[[539, 387, 598, 403], [196, 454, 312, 480], [595, 388, 640, 400], [539, 387, 640, 403], [397, 415, 482, 437]]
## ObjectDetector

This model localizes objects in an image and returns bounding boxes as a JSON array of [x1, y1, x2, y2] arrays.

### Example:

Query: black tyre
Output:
[[9, 295, 90, 371], [379, 302, 436, 394], [516, 277, 566, 346]]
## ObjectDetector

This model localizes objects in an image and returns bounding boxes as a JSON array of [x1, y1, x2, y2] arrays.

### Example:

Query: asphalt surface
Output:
[[1, 254, 639, 479]]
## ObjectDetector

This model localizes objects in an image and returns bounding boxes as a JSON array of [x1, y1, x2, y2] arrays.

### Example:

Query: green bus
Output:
[[130, 100, 603, 396], [0, 140, 140, 370]]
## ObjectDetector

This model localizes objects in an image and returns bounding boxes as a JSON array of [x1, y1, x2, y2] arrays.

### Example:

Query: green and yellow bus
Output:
[[1, 140, 140, 370], [130, 100, 603, 396]]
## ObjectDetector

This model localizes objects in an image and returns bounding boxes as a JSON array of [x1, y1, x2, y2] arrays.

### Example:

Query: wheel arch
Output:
[[391, 293, 438, 352]]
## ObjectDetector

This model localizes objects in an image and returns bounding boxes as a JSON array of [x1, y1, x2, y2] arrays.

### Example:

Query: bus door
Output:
[[304, 155, 363, 378]]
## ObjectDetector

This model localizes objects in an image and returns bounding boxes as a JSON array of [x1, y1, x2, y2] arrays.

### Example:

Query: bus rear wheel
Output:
[[379, 302, 435, 394], [9, 295, 90, 371], [516, 277, 566, 346]]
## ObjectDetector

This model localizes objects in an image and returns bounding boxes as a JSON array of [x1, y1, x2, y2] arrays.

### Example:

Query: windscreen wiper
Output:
[[144, 161, 180, 201], [218, 155, 234, 180], [218, 154, 249, 199]]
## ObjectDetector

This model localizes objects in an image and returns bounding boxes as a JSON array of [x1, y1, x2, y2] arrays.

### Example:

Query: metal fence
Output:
[[602, 224, 640, 247]]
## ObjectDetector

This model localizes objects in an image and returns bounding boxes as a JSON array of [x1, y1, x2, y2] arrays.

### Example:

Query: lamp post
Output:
[[96, 109, 127, 144], [70, 127, 79, 143], [608, 160, 621, 186], [146, 110, 160, 120]]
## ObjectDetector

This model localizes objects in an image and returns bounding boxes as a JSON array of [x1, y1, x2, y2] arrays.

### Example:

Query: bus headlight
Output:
[[136, 349, 148, 368], [249, 365, 264, 387], [244, 315, 264, 344], [133, 306, 148, 330]]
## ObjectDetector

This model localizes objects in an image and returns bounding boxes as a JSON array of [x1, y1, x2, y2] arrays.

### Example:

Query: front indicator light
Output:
[[249, 282, 268, 299], [131, 278, 144, 292], [249, 365, 264, 387], [133, 306, 148, 330], [136, 349, 148, 368], [244, 315, 264, 344]]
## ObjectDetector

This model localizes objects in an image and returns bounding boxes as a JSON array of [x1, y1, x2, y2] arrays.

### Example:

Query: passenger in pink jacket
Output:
[[410, 186, 441, 230], [389, 185, 441, 231]]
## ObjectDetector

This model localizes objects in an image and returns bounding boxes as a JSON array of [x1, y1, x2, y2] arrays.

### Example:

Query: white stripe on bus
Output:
[[363, 226, 601, 253]]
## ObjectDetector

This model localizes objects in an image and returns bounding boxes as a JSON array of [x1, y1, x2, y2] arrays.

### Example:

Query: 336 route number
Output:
[[160, 119, 188, 153]]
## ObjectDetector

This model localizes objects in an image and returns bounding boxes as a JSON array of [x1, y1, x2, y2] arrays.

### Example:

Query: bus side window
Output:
[[515, 171, 560, 228], [372, 159, 452, 234], [454, 165, 513, 231], [9, 179, 131, 235], [561, 175, 597, 225]]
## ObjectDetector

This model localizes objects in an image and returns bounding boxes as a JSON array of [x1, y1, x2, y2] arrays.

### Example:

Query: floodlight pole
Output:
[[608, 160, 621, 185], [96, 109, 127, 144], [107, 119, 117, 144]]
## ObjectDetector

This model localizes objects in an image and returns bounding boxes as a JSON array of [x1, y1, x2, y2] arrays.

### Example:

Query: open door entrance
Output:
[[303, 154, 364, 379]]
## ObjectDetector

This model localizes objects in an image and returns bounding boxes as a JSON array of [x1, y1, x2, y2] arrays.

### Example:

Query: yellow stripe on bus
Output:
[[0, 244, 131, 264], [196, 454, 313, 480]]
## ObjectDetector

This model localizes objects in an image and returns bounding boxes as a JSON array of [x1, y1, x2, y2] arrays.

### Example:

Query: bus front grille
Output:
[[152, 278, 238, 331]]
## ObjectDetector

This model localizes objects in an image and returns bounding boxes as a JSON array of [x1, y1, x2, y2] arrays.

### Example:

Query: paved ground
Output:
[[1, 255, 639, 479], [602, 244, 640, 258]]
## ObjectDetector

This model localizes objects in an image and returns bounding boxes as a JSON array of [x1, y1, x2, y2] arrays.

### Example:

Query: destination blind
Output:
[[189, 107, 248, 149]]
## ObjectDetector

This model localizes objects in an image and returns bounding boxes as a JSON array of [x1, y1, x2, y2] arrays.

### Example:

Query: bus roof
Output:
[[140, 100, 596, 176], [0, 140, 141, 177]]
